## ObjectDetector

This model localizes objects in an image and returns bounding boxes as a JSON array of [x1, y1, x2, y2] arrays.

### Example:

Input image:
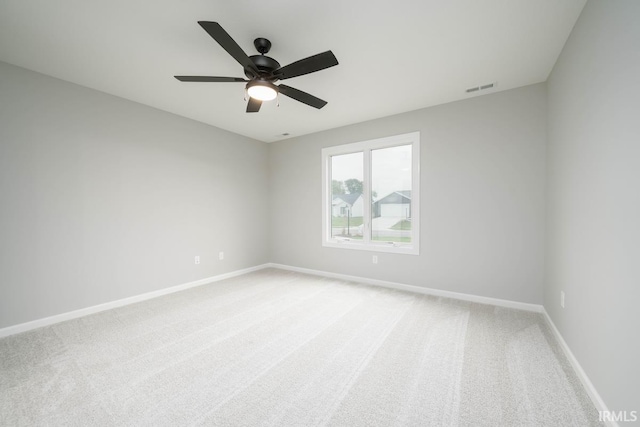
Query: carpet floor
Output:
[[1, 268, 601, 426]]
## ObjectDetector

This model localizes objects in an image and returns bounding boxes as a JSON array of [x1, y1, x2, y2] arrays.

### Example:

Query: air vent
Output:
[[466, 82, 496, 94]]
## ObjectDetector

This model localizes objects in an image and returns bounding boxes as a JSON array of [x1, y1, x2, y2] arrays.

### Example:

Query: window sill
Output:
[[323, 239, 419, 255]]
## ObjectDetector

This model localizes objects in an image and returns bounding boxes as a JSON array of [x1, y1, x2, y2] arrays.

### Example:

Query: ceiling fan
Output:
[[175, 21, 339, 113]]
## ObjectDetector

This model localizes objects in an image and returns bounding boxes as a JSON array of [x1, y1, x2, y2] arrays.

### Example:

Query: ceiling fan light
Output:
[[246, 80, 278, 101]]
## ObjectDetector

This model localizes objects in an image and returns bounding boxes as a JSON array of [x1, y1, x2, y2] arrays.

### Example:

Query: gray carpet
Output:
[[0, 268, 601, 426]]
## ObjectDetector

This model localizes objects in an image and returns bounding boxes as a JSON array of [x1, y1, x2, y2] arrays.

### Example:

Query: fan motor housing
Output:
[[246, 55, 281, 79]]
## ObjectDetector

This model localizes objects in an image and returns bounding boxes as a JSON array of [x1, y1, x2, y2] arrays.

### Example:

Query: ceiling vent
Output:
[[466, 82, 496, 93]]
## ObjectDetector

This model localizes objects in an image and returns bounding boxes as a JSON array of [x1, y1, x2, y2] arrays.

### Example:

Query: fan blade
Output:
[[274, 51, 338, 80], [278, 85, 328, 109], [246, 97, 262, 113], [198, 21, 259, 77], [174, 76, 248, 82]]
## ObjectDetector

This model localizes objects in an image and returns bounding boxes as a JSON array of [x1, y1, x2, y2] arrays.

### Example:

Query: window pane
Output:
[[330, 152, 363, 239], [371, 145, 412, 244]]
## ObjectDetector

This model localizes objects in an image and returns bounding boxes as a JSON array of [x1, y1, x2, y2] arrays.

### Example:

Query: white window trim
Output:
[[321, 131, 420, 255]]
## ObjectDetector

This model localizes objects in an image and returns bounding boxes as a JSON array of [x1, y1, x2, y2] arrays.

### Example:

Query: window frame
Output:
[[321, 131, 420, 255]]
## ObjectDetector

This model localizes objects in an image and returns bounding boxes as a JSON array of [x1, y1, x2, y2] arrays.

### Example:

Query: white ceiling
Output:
[[0, 0, 586, 143]]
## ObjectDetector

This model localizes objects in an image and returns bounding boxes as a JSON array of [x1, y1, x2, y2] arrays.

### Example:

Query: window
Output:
[[322, 132, 420, 255]]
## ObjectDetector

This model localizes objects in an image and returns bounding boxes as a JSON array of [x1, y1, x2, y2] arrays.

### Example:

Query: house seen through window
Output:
[[322, 132, 420, 255]]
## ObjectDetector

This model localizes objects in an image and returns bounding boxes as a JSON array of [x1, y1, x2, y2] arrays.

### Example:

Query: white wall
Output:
[[269, 84, 547, 304], [0, 61, 269, 329], [546, 0, 640, 414]]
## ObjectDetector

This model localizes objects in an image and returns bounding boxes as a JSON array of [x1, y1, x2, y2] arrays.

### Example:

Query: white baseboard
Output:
[[542, 309, 617, 427], [267, 263, 543, 313], [0, 263, 271, 338], [0, 262, 542, 338]]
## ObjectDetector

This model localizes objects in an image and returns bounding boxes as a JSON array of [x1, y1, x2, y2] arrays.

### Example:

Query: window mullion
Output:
[[325, 154, 332, 242], [363, 148, 371, 246]]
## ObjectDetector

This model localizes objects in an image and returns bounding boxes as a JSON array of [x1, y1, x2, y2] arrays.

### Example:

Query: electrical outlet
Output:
[[560, 291, 565, 308], [372, 255, 378, 264], [195, 256, 200, 265], [219, 251, 224, 261]]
